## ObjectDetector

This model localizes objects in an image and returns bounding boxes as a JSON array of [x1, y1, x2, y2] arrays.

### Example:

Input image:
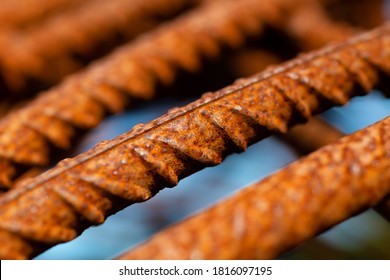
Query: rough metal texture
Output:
[[284, 117, 390, 222], [0, 0, 195, 94], [117, 116, 390, 260], [0, 0, 279, 188], [0, 25, 390, 259]]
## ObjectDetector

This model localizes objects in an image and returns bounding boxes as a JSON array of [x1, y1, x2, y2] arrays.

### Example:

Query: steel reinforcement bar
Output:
[[0, 23, 390, 259]]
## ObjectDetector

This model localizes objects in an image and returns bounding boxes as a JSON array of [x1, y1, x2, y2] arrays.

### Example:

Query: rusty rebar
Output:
[[284, 117, 390, 222], [116, 115, 390, 260], [0, 0, 280, 188], [0, 0, 357, 96], [0, 0, 368, 189], [0, 25, 390, 259]]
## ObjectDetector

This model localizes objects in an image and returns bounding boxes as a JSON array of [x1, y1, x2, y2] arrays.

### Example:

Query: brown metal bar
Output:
[[0, 0, 279, 188], [0, 0, 356, 96], [116, 115, 390, 259], [0, 0, 196, 95], [284, 117, 390, 222], [0, 0, 367, 189]]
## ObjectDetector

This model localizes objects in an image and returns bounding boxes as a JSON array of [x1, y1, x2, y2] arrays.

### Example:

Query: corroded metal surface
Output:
[[117, 116, 390, 259], [0, 25, 390, 259], [0, 0, 356, 95], [0, 0, 195, 93], [0, 0, 279, 188], [285, 117, 390, 222], [0, 0, 366, 189]]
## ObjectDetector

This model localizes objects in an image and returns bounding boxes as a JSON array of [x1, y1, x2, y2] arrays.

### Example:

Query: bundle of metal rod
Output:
[[116, 115, 390, 260], [0, 0, 281, 189], [0, 24, 389, 259], [0, 0, 88, 30], [0, 0, 196, 95]]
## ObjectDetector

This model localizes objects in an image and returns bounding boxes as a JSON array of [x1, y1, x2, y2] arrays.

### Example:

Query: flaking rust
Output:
[[1, 24, 390, 259], [116, 116, 390, 260]]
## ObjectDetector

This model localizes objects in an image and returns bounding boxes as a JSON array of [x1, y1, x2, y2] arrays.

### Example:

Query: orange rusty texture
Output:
[[0, 0, 90, 30], [284, 117, 390, 222], [0, 0, 196, 94], [0, 0, 278, 188], [0, 0, 370, 191], [0, 25, 390, 259], [0, 0, 363, 96], [116, 116, 390, 260]]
